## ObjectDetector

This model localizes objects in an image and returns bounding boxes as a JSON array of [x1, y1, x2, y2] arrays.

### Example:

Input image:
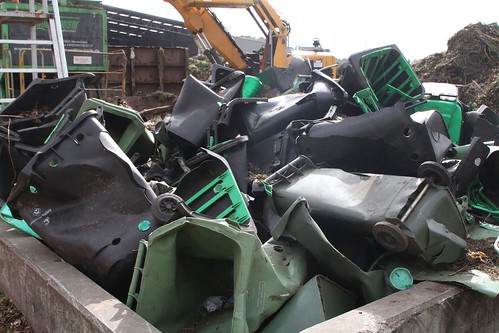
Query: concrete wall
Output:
[[1, 221, 497, 332], [0, 222, 159, 333], [304, 281, 498, 332]]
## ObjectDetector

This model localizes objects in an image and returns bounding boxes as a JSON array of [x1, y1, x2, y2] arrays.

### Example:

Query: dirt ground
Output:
[[0, 291, 33, 333]]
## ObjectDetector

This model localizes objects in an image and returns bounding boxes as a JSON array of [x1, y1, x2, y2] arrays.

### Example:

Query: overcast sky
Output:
[[102, 0, 498, 60]]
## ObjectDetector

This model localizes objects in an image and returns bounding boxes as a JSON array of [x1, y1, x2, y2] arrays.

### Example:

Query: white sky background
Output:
[[102, 0, 498, 60]]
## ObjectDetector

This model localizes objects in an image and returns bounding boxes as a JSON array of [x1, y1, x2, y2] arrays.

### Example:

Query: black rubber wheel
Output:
[[372, 221, 409, 253], [417, 161, 451, 187], [151, 193, 184, 223]]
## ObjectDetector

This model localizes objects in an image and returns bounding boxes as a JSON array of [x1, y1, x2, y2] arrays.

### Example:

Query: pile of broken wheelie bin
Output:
[[1, 45, 498, 332]]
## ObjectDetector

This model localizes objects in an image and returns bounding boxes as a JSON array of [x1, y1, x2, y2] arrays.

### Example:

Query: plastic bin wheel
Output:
[[372, 221, 408, 253], [418, 161, 451, 187], [151, 193, 192, 223]]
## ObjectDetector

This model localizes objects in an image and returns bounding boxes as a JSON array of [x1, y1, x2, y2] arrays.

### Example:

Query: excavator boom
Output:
[[165, 0, 251, 70], [250, 0, 289, 68], [165, 0, 292, 70], [164, 0, 337, 91]]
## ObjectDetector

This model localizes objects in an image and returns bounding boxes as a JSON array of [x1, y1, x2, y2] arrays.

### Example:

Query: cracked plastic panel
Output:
[[8, 111, 161, 300], [280, 103, 453, 177], [129, 217, 308, 333], [265, 156, 467, 265]]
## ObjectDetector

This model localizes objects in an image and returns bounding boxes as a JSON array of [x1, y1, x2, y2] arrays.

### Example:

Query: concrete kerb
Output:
[[304, 278, 499, 332], [0, 222, 160, 333], [1, 220, 498, 332]]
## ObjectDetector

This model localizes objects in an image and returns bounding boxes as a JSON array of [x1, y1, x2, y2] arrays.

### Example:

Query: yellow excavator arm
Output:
[[164, 0, 291, 71], [250, 0, 289, 68], [165, 0, 251, 70]]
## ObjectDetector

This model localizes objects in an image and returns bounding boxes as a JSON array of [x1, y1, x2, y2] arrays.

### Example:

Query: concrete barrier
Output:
[[304, 280, 499, 332], [1, 221, 497, 332], [0, 222, 159, 333]]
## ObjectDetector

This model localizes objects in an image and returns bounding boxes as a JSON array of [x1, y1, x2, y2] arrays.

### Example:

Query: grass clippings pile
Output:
[[414, 23, 499, 111]]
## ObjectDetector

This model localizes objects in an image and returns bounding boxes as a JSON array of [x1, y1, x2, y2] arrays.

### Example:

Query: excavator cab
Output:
[[293, 39, 337, 76]]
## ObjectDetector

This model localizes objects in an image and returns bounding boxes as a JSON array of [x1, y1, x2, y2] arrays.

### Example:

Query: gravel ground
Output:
[[0, 291, 33, 333]]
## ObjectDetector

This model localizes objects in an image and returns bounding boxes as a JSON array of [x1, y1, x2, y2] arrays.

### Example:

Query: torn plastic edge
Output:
[[262, 155, 316, 196], [270, 196, 393, 303], [413, 269, 499, 298], [0, 202, 40, 239], [188, 148, 253, 225]]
